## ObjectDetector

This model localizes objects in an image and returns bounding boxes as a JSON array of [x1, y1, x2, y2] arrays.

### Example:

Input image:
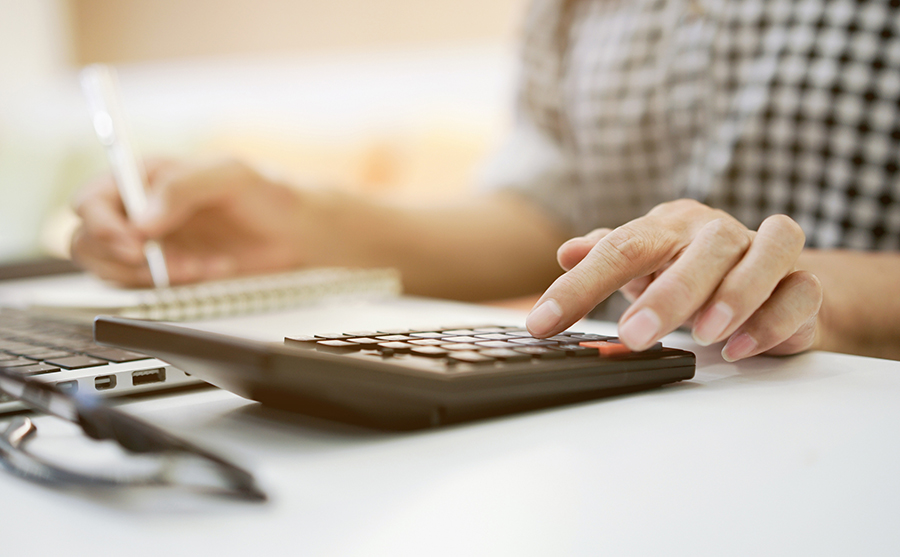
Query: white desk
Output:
[[2, 297, 899, 556]]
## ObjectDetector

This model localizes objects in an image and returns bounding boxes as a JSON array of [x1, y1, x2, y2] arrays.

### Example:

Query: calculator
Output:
[[94, 318, 695, 429]]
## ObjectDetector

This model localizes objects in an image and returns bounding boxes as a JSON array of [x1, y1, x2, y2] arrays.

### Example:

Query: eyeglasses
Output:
[[0, 367, 266, 501]]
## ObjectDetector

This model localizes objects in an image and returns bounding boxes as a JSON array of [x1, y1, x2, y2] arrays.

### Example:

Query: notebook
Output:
[[0, 266, 402, 322]]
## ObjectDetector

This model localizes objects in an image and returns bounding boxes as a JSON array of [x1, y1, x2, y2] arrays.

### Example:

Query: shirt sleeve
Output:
[[476, 0, 593, 237]]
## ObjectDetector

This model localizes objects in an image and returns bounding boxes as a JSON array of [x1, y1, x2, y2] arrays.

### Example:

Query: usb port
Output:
[[56, 380, 78, 393], [132, 368, 166, 386], [94, 375, 117, 391]]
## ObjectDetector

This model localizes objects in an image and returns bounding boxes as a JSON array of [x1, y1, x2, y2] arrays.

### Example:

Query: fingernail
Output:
[[527, 299, 563, 337], [693, 302, 734, 346], [618, 308, 661, 350], [722, 333, 758, 362]]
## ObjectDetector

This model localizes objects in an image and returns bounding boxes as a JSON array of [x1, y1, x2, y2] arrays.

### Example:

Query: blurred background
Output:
[[0, 0, 525, 261]]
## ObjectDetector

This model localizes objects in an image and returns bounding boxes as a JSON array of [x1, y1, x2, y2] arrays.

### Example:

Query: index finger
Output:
[[526, 223, 682, 337]]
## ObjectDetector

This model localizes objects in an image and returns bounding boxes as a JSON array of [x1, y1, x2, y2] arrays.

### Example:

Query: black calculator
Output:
[[94, 318, 695, 430]]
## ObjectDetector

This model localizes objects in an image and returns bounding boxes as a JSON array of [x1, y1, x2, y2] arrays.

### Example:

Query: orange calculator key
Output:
[[579, 341, 632, 356]]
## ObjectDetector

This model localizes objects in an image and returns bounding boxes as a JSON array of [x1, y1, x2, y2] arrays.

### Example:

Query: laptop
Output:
[[0, 256, 201, 414]]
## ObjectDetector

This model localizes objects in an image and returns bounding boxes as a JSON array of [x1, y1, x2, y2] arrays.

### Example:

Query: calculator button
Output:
[[284, 335, 319, 346], [507, 338, 559, 346], [501, 330, 533, 337], [316, 340, 362, 352], [474, 340, 518, 349], [441, 343, 482, 351], [409, 339, 444, 346], [315, 333, 352, 339], [440, 336, 482, 343], [513, 347, 566, 359], [375, 335, 414, 341], [478, 348, 531, 362], [547, 335, 582, 343], [447, 351, 496, 364], [377, 342, 414, 351], [410, 346, 450, 357], [409, 332, 444, 339], [579, 341, 632, 356], [346, 337, 381, 345], [344, 331, 379, 337], [550, 345, 598, 357], [472, 333, 512, 340], [440, 329, 478, 336], [569, 334, 614, 342]]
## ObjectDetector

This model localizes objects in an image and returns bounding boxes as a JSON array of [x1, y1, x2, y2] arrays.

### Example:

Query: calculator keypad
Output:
[[286, 325, 664, 373]]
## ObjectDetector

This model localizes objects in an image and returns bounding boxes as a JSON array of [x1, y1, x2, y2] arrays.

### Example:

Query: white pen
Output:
[[79, 64, 170, 288]]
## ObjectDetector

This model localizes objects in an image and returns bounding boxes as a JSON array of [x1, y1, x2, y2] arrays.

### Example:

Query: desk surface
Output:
[[2, 297, 899, 556]]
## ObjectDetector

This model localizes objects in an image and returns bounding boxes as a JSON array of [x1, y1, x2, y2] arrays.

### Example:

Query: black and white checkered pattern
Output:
[[485, 0, 900, 250]]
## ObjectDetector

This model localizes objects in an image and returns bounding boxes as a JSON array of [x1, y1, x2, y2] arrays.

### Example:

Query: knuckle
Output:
[[763, 214, 806, 249], [557, 270, 599, 302], [702, 218, 752, 251], [602, 227, 656, 273], [584, 227, 612, 242], [654, 198, 701, 215]]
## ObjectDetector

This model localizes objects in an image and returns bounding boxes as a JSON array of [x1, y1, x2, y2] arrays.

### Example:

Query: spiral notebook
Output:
[[1, 267, 402, 322]]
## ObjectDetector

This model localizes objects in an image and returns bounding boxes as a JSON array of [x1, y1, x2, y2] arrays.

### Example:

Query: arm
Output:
[[296, 188, 568, 300], [71, 158, 569, 301], [798, 250, 900, 360]]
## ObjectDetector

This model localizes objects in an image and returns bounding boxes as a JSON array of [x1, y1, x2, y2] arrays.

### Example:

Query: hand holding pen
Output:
[[79, 64, 170, 288]]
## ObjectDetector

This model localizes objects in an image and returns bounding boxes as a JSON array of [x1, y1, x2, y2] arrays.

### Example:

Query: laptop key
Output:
[[82, 347, 148, 363], [43, 355, 108, 369], [21, 349, 73, 361], [0, 358, 41, 368], [9, 363, 61, 376]]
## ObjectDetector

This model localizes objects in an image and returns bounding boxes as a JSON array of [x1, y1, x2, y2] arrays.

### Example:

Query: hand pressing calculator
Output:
[[94, 318, 695, 429]]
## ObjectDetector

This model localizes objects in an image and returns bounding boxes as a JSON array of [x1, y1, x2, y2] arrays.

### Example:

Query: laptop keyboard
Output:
[[0, 308, 147, 377]]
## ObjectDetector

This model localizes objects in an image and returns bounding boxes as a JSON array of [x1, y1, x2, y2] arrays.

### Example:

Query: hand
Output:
[[525, 199, 823, 361], [71, 158, 310, 286]]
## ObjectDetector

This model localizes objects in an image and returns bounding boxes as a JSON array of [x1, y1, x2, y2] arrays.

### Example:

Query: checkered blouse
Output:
[[483, 0, 900, 250]]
